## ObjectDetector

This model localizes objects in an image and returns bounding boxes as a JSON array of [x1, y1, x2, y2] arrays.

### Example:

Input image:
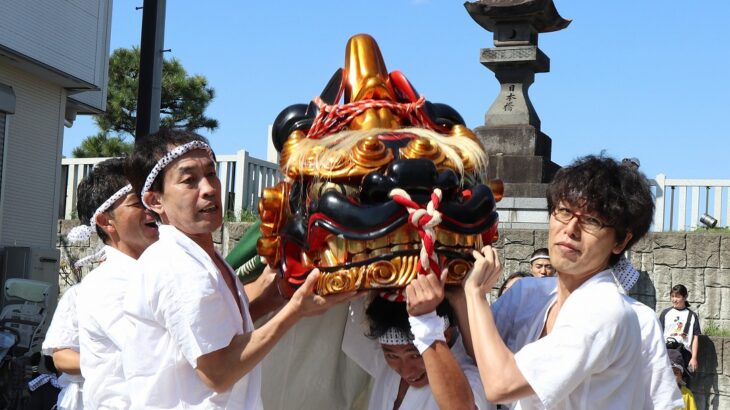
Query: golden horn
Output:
[[344, 34, 400, 130]]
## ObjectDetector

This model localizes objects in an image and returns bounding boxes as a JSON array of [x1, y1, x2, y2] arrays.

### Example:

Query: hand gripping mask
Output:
[[258, 34, 502, 299]]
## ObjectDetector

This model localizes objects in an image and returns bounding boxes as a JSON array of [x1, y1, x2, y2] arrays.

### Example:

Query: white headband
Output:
[[612, 255, 639, 292], [66, 184, 133, 243], [529, 255, 550, 263], [378, 315, 450, 345], [140, 141, 214, 209], [73, 248, 106, 268]]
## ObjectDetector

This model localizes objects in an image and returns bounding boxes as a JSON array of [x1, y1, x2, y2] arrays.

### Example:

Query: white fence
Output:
[[651, 174, 730, 231], [59, 160, 729, 232], [59, 150, 280, 219]]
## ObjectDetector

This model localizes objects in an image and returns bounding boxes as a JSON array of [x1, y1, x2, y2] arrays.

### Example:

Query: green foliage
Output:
[[73, 47, 218, 157], [704, 320, 730, 337], [71, 132, 133, 158], [225, 209, 260, 223]]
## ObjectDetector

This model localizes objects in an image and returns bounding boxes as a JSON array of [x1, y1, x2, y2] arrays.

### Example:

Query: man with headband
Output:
[[343, 273, 490, 409], [61, 158, 159, 408], [528, 248, 554, 278], [122, 129, 355, 409]]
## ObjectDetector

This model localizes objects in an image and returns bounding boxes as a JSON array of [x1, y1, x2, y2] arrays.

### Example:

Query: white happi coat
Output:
[[76, 246, 136, 409], [494, 274, 683, 409], [342, 300, 492, 410], [122, 225, 262, 409], [492, 271, 644, 410], [41, 285, 84, 410]]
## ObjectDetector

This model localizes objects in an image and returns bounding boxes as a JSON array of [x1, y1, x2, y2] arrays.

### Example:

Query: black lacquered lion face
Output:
[[256, 34, 501, 296]]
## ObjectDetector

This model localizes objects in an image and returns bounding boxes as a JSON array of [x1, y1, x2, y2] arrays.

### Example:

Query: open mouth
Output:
[[406, 372, 427, 385], [199, 204, 218, 214], [279, 221, 497, 295]]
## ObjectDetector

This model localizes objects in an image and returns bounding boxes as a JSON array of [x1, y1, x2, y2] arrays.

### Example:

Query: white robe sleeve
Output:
[[342, 299, 384, 377], [42, 286, 80, 355], [152, 266, 239, 368]]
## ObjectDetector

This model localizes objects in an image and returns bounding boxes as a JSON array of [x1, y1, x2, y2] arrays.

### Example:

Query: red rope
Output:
[[306, 96, 434, 140]]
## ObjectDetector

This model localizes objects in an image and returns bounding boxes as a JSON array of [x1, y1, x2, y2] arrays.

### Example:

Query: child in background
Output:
[[659, 284, 702, 373], [669, 349, 697, 410]]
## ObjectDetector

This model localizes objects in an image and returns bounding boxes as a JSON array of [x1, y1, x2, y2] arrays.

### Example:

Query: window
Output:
[[0, 83, 15, 210]]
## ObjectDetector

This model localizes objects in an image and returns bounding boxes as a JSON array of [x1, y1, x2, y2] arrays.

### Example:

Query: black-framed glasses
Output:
[[552, 207, 611, 234]]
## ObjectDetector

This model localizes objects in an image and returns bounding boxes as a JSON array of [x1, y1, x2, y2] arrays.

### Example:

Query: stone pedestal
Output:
[[474, 124, 559, 198], [465, 0, 569, 200]]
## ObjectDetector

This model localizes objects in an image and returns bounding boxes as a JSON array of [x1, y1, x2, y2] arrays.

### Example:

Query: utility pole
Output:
[[135, 0, 167, 143]]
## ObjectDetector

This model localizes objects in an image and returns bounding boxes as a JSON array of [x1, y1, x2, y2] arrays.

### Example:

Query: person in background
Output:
[[668, 349, 697, 410], [659, 284, 702, 375], [70, 158, 160, 408], [40, 285, 83, 410], [528, 248, 554, 277], [497, 272, 532, 298]]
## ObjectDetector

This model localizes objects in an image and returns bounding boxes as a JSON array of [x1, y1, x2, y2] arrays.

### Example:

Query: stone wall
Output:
[[57, 221, 730, 409]]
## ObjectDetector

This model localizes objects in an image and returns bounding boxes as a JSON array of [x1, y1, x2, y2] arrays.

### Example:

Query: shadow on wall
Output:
[[693, 336, 720, 410], [629, 270, 657, 311]]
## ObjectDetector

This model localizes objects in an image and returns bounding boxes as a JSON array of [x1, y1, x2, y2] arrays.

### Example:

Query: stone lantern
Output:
[[465, 0, 570, 198]]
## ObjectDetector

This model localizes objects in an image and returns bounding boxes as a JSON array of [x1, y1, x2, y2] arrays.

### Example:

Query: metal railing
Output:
[[651, 174, 730, 231], [59, 150, 280, 219]]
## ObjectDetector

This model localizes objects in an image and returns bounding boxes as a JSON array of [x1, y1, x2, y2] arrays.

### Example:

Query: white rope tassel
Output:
[[74, 248, 106, 268], [388, 188, 443, 276]]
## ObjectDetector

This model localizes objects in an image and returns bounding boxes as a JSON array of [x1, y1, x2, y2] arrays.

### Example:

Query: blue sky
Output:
[[64, 1, 730, 181]]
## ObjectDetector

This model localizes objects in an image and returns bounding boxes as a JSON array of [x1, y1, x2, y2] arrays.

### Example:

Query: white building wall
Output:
[[0, 0, 111, 110], [0, 62, 65, 249]]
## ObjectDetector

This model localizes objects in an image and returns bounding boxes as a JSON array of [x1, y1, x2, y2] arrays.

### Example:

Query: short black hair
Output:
[[498, 271, 533, 297], [126, 128, 212, 202], [365, 295, 454, 340], [76, 158, 128, 244], [530, 248, 549, 261], [546, 155, 654, 265], [671, 284, 690, 307]]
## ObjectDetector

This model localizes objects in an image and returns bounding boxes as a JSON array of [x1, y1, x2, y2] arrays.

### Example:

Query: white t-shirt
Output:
[[494, 275, 683, 410], [342, 300, 492, 410], [41, 285, 84, 410], [494, 271, 644, 410], [659, 307, 701, 351], [76, 246, 135, 409], [123, 225, 262, 409]]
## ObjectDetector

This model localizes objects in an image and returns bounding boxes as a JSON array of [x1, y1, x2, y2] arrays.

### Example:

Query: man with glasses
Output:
[[461, 155, 658, 409]]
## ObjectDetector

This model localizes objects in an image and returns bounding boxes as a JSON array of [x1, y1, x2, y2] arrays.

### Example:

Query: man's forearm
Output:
[[52, 349, 81, 375], [196, 301, 300, 392], [464, 289, 532, 403], [447, 289, 475, 359], [422, 341, 475, 410], [244, 273, 287, 322]]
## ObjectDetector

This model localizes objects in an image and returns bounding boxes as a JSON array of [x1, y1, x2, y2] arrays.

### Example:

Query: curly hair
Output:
[[76, 158, 128, 244], [546, 155, 654, 265], [365, 295, 454, 340]]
